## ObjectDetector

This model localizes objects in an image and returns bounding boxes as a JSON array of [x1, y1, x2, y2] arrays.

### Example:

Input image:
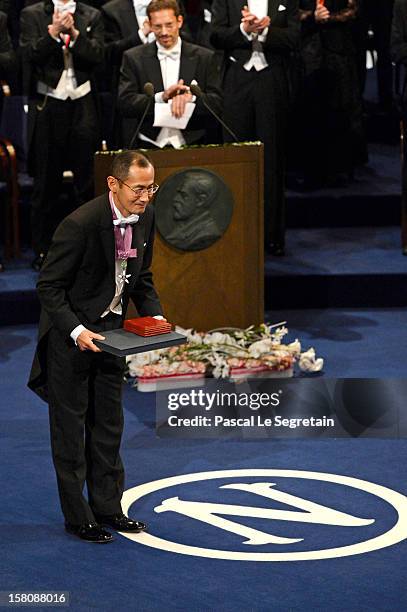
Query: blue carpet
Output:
[[0, 250, 39, 325], [265, 227, 407, 309], [268, 308, 407, 377], [268, 227, 406, 276], [1, 324, 406, 611], [286, 142, 401, 228]]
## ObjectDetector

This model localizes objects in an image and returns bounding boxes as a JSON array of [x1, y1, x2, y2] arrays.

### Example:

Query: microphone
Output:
[[190, 83, 239, 142], [143, 82, 155, 98], [129, 82, 155, 149]]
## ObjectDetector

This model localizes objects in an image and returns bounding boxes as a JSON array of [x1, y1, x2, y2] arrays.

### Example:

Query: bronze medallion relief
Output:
[[154, 168, 234, 252]]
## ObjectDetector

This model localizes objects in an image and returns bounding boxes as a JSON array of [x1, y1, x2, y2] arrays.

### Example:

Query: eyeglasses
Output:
[[151, 22, 179, 33], [114, 177, 159, 198]]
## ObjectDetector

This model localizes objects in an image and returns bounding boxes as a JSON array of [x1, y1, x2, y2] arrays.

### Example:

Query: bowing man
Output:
[[28, 150, 163, 543]]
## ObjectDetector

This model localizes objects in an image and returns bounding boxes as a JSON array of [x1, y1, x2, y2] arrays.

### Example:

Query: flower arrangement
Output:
[[127, 323, 324, 391]]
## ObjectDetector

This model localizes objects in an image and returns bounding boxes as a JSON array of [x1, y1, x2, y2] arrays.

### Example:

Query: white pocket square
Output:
[[144, 242, 147, 247], [278, 4, 286, 10]]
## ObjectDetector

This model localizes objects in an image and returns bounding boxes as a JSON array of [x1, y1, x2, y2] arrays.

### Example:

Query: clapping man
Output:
[[118, 0, 222, 148], [20, 0, 104, 270], [210, 0, 300, 255]]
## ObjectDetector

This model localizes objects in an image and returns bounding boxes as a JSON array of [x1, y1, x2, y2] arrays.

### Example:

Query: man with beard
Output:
[[118, 0, 222, 148]]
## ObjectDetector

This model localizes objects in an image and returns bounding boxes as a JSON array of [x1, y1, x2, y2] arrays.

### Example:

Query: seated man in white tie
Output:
[[118, 0, 222, 148]]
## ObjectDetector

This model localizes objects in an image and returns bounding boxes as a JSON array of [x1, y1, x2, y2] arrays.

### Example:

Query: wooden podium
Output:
[[94, 144, 264, 331]]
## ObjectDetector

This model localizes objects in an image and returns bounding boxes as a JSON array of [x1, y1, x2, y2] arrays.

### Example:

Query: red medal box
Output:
[[124, 316, 172, 337]]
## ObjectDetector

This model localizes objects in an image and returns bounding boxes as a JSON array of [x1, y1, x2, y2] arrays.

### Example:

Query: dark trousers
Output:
[[359, 0, 395, 108], [223, 63, 288, 246], [402, 113, 407, 234], [47, 314, 125, 525], [31, 93, 98, 256]]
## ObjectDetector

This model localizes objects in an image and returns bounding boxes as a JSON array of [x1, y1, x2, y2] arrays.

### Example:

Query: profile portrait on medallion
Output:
[[154, 168, 234, 252]]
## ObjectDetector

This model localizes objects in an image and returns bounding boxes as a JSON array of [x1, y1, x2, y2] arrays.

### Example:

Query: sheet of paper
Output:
[[248, 0, 268, 19], [153, 101, 196, 130]]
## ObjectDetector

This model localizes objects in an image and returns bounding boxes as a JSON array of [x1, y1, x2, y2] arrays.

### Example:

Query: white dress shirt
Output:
[[240, 0, 269, 72], [132, 0, 155, 44], [37, 35, 91, 100], [139, 38, 188, 149], [100, 200, 139, 318], [71, 199, 139, 344]]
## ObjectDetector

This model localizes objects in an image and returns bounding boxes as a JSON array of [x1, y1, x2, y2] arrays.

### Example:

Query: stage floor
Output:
[[1, 325, 406, 611]]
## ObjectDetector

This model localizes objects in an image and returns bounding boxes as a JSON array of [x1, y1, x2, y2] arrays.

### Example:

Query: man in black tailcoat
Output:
[[0, 10, 13, 64], [118, 0, 222, 148], [102, 0, 190, 74], [28, 150, 163, 542], [360, 0, 395, 112], [101, 0, 191, 146], [0, 10, 16, 95], [210, 0, 300, 255], [20, 0, 104, 271], [391, 0, 407, 82], [0, 10, 16, 273]]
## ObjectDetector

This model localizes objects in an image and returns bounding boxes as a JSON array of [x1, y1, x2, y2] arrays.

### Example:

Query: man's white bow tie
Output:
[[113, 214, 139, 227], [157, 48, 180, 61], [52, 0, 76, 14]]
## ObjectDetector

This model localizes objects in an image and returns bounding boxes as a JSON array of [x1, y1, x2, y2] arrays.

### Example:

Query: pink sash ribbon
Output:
[[109, 192, 138, 260]]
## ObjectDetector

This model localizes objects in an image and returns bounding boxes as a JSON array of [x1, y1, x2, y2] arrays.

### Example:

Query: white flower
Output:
[[209, 350, 230, 378], [248, 339, 273, 358], [212, 362, 230, 378], [126, 349, 165, 377], [204, 331, 234, 345], [125, 322, 324, 381], [298, 348, 324, 372], [287, 339, 301, 355], [175, 326, 203, 344], [271, 326, 288, 344]]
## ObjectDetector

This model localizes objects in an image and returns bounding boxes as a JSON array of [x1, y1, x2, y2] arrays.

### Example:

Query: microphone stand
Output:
[[129, 83, 155, 149], [190, 84, 239, 142]]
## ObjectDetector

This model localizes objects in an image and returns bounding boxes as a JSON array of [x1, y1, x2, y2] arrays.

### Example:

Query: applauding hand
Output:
[[241, 5, 270, 34], [315, 3, 330, 22]]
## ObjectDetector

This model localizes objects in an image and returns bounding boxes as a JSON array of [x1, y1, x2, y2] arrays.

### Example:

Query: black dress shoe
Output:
[[94, 513, 147, 533], [31, 253, 46, 272], [64, 522, 114, 543], [0, 261, 4, 273]]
